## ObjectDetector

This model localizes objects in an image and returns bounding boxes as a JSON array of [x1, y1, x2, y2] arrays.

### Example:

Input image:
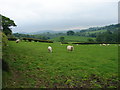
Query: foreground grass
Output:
[[3, 41, 119, 88]]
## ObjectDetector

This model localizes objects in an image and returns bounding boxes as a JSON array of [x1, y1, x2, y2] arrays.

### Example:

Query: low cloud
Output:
[[0, 0, 119, 33]]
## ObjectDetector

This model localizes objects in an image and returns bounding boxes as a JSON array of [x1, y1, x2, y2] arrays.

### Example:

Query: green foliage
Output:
[[8, 34, 17, 41], [22, 38, 53, 43], [2, 32, 8, 48], [75, 24, 120, 38], [8, 37, 17, 41], [59, 36, 65, 42], [96, 30, 119, 43], [67, 30, 75, 35], [3, 41, 119, 88], [13, 33, 49, 40], [27, 38, 33, 42], [61, 42, 69, 44], [1, 15, 16, 35], [87, 38, 95, 42]]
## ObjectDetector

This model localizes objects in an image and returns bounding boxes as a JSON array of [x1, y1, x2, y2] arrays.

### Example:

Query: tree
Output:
[[87, 38, 94, 42], [1, 15, 17, 35], [60, 36, 65, 42], [67, 30, 75, 35], [96, 29, 119, 43]]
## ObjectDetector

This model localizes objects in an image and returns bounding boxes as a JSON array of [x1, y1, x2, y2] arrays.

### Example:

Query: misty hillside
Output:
[[13, 24, 120, 43], [78, 24, 119, 33]]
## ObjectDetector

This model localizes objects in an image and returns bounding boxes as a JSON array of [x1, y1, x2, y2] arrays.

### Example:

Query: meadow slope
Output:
[[3, 41, 119, 88], [50, 36, 95, 42]]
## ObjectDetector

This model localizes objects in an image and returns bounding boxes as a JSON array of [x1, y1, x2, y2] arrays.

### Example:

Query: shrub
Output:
[[22, 38, 27, 41], [22, 38, 33, 42], [22, 38, 53, 43], [2, 32, 8, 48], [33, 39, 39, 42], [87, 38, 95, 43], [38, 40, 53, 43], [61, 42, 69, 44], [8, 37, 17, 41], [27, 38, 33, 42]]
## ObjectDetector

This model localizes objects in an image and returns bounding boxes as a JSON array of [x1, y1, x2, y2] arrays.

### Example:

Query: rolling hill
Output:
[[50, 36, 95, 42]]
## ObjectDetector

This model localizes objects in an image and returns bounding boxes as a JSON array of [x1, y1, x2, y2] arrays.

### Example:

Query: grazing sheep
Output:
[[100, 44, 107, 46], [107, 44, 110, 46], [102, 43, 106, 46], [48, 46, 52, 53], [16, 39, 20, 43], [67, 45, 74, 51]]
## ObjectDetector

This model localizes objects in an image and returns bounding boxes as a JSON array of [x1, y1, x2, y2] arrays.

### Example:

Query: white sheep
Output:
[[16, 39, 20, 43], [67, 45, 74, 51], [102, 43, 106, 46], [100, 43, 110, 46], [48, 46, 52, 53]]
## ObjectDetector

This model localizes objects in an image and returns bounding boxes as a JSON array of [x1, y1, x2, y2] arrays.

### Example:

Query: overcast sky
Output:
[[0, 0, 119, 33]]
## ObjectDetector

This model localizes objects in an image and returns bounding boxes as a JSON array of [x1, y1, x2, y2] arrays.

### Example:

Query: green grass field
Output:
[[50, 36, 95, 42], [87, 30, 107, 34], [3, 41, 119, 88]]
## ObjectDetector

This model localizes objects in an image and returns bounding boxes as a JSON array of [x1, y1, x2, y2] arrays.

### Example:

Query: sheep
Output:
[[48, 46, 52, 53], [16, 39, 20, 43], [100, 44, 107, 46], [67, 45, 74, 51], [102, 43, 106, 46]]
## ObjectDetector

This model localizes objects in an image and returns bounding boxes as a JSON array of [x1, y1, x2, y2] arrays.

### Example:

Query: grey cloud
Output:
[[0, 0, 118, 33]]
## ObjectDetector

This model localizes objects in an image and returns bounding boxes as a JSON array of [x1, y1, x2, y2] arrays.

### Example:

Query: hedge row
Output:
[[72, 42, 120, 44], [7, 37, 53, 43], [8, 37, 17, 41], [22, 38, 53, 43]]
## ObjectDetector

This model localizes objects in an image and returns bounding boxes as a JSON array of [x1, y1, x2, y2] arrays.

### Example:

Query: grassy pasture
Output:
[[50, 36, 95, 42], [3, 41, 119, 88], [87, 30, 107, 34]]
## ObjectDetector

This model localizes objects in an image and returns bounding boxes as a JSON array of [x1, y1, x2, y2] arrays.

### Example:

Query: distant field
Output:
[[50, 36, 95, 42], [87, 30, 107, 34], [3, 41, 119, 88]]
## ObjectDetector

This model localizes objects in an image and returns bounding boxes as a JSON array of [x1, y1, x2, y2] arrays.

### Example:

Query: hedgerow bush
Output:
[[2, 32, 8, 48], [61, 41, 69, 44], [38, 40, 53, 43], [22, 38, 53, 43], [8, 37, 17, 41]]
